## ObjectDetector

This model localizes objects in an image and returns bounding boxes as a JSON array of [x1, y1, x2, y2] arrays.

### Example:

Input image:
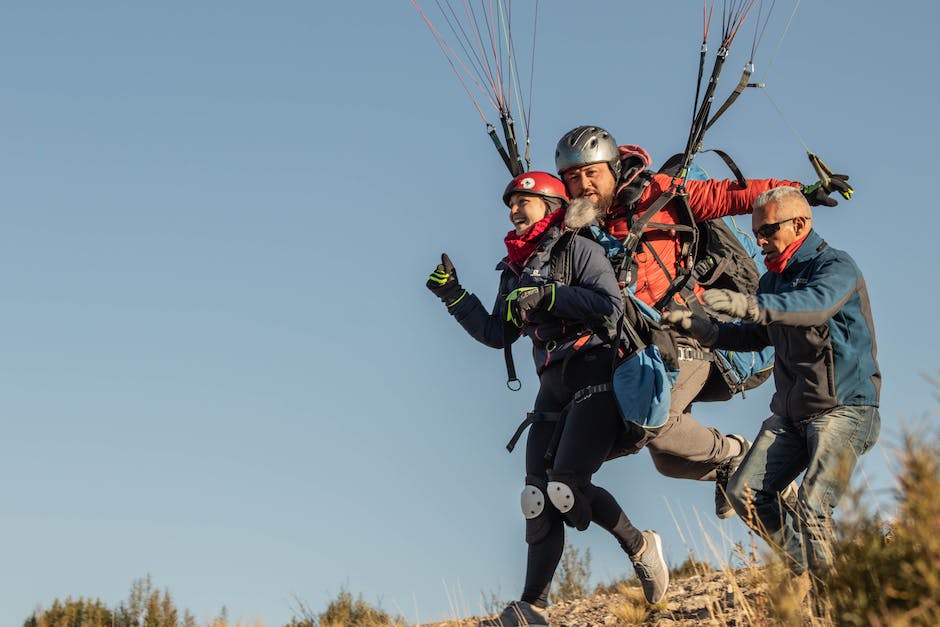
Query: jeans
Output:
[[726, 405, 880, 574]]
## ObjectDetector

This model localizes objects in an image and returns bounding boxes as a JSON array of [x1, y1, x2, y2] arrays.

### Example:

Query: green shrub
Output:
[[552, 542, 592, 603], [316, 589, 404, 627], [821, 429, 940, 625]]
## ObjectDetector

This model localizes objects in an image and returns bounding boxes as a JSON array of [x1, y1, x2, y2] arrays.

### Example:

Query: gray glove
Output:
[[702, 289, 760, 322], [660, 310, 718, 346]]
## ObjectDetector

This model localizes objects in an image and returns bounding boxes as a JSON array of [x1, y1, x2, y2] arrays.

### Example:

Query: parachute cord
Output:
[[500, 0, 535, 152], [759, 0, 801, 83], [430, 0, 507, 113], [499, 0, 525, 146], [688, 1, 712, 157], [750, 0, 777, 61], [413, 0, 494, 122], [481, 0, 507, 111], [681, 0, 758, 179], [704, 0, 715, 42], [704, 0, 778, 132], [463, 0, 504, 111], [524, 0, 538, 148], [762, 87, 812, 153], [435, 0, 495, 101]]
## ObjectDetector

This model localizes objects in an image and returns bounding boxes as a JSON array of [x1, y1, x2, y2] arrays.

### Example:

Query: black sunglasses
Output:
[[753, 217, 797, 239]]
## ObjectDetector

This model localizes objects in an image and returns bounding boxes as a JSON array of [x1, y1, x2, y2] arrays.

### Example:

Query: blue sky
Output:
[[1, 2, 937, 625]]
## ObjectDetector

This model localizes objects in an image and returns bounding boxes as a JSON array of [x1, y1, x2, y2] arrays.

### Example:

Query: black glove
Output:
[[702, 288, 760, 322], [802, 174, 851, 207], [426, 253, 466, 307], [506, 284, 556, 327], [660, 309, 718, 346]]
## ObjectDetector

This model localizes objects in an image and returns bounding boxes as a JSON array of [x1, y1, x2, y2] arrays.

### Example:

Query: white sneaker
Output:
[[630, 530, 669, 603]]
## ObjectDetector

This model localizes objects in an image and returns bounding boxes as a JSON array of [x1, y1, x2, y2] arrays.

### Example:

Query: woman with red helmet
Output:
[[426, 172, 669, 626]]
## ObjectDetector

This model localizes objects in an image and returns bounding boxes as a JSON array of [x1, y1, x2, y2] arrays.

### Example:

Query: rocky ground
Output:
[[423, 567, 809, 626]]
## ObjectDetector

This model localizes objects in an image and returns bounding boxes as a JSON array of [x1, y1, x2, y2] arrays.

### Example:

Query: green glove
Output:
[[506, 284, 556, 327], [660, 310, 718, 346], [802, 174, 851, 207], [702, 289, 759, 322], [426, 253, 466, 308]]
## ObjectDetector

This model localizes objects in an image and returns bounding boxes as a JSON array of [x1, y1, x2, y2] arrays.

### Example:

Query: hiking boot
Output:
[[630, 530, 669, 604], [715, 434, 751, 519], [478, 600, 548, 627]]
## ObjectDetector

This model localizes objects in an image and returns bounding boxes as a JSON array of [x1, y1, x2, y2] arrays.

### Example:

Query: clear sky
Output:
[[1, 2, 937, 625]]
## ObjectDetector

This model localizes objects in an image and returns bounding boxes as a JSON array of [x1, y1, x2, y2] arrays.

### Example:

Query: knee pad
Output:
[[521, 476, 553, 544], [546, 470, 592, 531]]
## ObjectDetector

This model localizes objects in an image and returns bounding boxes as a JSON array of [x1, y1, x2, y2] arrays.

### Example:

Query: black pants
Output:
[[521, 347, 645, 607]]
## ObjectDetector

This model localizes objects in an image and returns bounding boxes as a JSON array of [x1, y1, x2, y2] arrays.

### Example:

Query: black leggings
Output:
[[521, 347, 644, 607]]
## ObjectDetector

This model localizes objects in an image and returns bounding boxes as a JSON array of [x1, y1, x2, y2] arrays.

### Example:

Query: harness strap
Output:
[[573, 383, 614, 404], [703, 64, 754, 138], [503, 329, 522, 391], [506, 411, 562, 452], [643, 240, 673, 285], [622, 189, 677, 259], [705, 149, 747, 188]]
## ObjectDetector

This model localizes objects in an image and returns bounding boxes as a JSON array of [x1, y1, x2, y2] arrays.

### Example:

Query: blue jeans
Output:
[[726, 405, 880, 574]]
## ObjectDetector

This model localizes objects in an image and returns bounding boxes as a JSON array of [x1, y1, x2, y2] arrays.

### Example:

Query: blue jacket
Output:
[[448, 225, 623, 374], [713, 230, 881, 419]]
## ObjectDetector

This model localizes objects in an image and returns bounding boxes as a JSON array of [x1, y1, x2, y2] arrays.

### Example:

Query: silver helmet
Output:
[[554, 125, 621, 180]]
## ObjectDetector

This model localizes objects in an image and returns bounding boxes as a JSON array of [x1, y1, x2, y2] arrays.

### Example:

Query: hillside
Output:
[[425, 566, 808, 626]]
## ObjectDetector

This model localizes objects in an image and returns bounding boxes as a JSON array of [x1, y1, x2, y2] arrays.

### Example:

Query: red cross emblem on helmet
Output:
[[502, 171, 569, 207]]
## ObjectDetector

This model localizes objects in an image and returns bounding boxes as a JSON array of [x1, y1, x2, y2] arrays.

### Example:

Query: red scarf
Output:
[[764, 233, 809, 274], [504, 209, 566, 264]]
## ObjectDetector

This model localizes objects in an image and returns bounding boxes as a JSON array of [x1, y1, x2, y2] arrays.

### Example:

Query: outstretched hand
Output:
[[426, 253, 466, 307], [802, 174, 852, 207], [660, 309, 718, 345], [701, 289, 759, 322]]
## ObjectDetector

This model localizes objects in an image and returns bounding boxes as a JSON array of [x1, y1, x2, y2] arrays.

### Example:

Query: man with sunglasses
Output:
[[554, 126, 850, 520], [663, 186, 881, 590]]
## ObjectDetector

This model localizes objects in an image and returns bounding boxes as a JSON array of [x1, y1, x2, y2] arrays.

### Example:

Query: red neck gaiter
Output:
[[764, 233, 809, 274], [504, 209, 566, 264]]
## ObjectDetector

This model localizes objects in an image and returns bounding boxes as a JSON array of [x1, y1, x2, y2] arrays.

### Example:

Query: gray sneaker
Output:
[[715, 434, 751, 519], [478, 601, 548, 626], [630, 530, 669, 604]]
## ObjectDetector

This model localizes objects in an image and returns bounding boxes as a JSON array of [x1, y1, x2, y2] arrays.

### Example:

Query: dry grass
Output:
[[607, 586, 650, 625]]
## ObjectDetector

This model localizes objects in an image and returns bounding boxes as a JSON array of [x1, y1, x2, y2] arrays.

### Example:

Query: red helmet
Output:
[[502, 171, 569, 207]]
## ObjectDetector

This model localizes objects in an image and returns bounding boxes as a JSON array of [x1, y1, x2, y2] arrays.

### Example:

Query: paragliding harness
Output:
[[504, 226, 678, 460], [614, 159, 774, 402]]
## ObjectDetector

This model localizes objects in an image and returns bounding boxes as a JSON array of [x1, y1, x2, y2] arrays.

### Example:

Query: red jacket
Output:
[[607, 172, 801, 308]]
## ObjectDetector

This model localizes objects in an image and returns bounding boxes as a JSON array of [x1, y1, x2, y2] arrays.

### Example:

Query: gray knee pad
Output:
[[546, 470, 592, 531], [521, 476, 552, 544]]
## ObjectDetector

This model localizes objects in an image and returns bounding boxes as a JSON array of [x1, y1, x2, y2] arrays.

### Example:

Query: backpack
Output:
[[614, 157, 774, 402], [548, 226, 678, 440]]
